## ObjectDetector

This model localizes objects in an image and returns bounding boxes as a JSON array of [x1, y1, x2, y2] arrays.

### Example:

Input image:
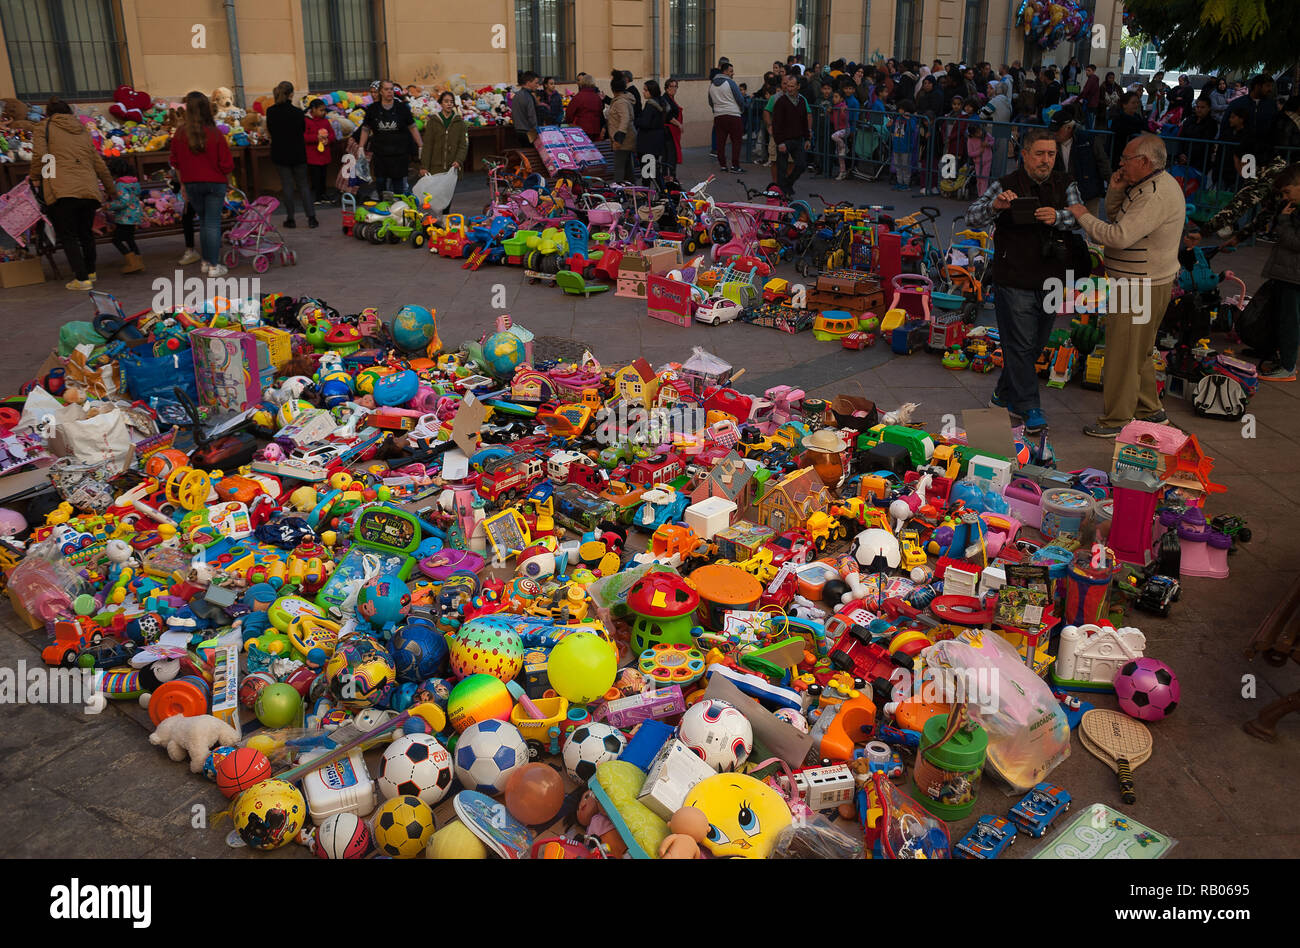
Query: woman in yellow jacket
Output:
[[32, 98, 119, 290], [419, 91, 469, 214]]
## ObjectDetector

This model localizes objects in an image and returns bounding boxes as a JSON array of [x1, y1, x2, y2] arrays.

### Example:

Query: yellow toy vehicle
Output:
[[510, 695, 577, 759]]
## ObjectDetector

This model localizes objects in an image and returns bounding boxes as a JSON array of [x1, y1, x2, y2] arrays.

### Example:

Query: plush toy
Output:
[[211, 86, 235, 115], [109, 84, 151, 124], [149, 713, 241, 773]]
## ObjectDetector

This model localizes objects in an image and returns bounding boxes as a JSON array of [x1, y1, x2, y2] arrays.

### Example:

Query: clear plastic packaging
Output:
[[770, 813, 865, 859]]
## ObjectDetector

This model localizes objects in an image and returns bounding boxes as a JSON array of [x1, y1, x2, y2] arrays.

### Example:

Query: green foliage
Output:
[[1124, 0, 1297, 73]]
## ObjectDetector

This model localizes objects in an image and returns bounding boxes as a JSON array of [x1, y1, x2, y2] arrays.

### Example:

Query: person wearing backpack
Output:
[[1256, 163, 1300, 381]]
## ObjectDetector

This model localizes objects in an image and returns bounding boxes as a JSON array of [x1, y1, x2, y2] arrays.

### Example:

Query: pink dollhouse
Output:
[[1112, 422, 1225, 506]]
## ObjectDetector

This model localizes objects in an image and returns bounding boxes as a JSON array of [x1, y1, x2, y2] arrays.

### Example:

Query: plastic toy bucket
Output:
[[910, 713, 988, 821], [1039, 488, 1094, 540], [1064, 549, 1120, 627], [931, 291, 965, 311]]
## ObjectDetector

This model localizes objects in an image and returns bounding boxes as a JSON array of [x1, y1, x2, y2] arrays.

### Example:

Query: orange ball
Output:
[[504, 763, 564, 825], [215, 747, 271, 798]]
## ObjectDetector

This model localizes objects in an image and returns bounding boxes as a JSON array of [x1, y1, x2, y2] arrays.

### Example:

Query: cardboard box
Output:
[[250, 327, 293, 369], [638, 738, 718, 819], [646, 274, 693, 327], [0, 256, 45, 288]]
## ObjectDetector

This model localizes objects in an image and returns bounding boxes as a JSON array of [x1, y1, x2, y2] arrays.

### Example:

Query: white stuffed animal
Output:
[[149, 714, 240, 773]]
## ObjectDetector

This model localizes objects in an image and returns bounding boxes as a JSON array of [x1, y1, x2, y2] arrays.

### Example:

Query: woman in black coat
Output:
[[635, 79, 668, 187], [265, 80, 317, 227]]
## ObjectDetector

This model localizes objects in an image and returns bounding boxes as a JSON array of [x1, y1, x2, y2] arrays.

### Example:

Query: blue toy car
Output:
[[1009, 783, 1072, 838], [632, 488, 689, 533], [955, 815, 1018, 858]]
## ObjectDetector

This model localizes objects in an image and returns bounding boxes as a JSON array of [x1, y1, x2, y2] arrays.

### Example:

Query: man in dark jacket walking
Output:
[[771, 73, 812, 195]]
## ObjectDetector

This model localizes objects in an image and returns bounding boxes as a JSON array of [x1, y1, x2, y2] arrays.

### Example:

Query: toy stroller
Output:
[[221, 195, 297, 272]]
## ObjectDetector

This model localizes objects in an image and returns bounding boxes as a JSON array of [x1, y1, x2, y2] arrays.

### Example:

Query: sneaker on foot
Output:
[[201, 262, 213, 275], [86, 272, 96, 282], [178, 249, 201, 265], [207, 264, 229, 277], [1259, 365, 1297, 381], [1138, 408, 1168, 423], [1022, 409, 1048, 435], [283, 219, 296, 228], [1083, 422, 1125, 438], [65, 278, 93, 291]]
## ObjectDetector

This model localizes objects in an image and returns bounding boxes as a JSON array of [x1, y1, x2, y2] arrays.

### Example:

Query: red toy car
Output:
[[43, 618, 104, 668], [841, 330, 877, 350]]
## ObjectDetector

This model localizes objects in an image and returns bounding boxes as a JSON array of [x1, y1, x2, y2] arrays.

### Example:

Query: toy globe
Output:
[[356, 578, 412, 633], [448, 617, 525, 682], [625, 572, 700, 654], [481, 330, 525, 379], [392, 304, 441, 353], [446, 673, 513, 732], [232, 778, 306, 850]]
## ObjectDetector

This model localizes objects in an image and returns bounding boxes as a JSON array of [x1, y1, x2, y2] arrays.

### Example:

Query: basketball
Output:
[[215, 747, 272, 799]]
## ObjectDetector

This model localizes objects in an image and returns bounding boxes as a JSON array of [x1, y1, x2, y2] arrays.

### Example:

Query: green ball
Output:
[[255, 682, 302, 728], [546, 632, 617, 705]]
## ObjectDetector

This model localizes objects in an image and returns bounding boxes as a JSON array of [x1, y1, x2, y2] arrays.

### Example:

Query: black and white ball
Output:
[[378, 733, 454, 805], [561, 723, 627, 783]]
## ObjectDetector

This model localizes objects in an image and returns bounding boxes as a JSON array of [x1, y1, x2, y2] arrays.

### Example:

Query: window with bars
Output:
[[515, 0, 576, 83], [302, 0, 381, 89], [960, 0, 986, 66], [1, 0, 125, 101], [794, 0, 831, 67], [669, 0, 714, 79], [893, 0, 921, 62]]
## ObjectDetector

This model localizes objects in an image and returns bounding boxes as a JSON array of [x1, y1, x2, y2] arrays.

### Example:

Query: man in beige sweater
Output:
[[1068, 133, 1187, 437]]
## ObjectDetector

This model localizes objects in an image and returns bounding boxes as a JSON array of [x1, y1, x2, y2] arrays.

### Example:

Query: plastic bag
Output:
[[57, 322, 108, 357], [861, 772, 950, 859], [46, 404, 134, 474], [412, 169, 458, 212], [921, 629, 1071, 791], [770, 813, 865, 859], [118, 343, 199, 403]]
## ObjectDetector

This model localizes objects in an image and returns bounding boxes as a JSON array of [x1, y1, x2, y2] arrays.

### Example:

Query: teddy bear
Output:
[[149, 713, 241, 773]]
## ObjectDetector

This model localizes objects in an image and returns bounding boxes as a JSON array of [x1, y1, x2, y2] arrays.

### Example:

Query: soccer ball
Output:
[[391, 619, 449, 683], [372, 795, 436, 858], [453, 719, 528, 794], [1114, 657, 1180, 722], [678, 698, 753, 772], [312, 812, 373, 859], [378, 734, 455, 805], [561, 723, 627, 783]]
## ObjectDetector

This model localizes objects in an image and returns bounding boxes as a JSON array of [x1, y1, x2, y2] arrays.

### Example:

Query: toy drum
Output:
[[1064, 548, 1120, 627], [688, 564, 762, 632], [148, 674, 211, 725], [1039, 488, 1094, 540], [910, 713, 988, 821]]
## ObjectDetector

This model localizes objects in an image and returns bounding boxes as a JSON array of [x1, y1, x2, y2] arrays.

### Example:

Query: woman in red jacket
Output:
[[169, 91, 234, 276], [564, 74, 605, 140]]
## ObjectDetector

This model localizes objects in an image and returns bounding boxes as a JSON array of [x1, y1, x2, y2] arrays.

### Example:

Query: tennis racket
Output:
[[1079, 709, 1152, 805]]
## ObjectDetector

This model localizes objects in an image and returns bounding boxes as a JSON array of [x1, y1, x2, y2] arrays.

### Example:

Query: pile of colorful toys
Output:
[[0, 286, 1242, 860]]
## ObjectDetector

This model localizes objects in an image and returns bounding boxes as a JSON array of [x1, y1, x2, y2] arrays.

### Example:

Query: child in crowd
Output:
[[891, 100, 918, 190], [966, 120, 993, 195], [104, 157, 145, 274], [303, 98, 336, 206], [830, 89, 850, 180]]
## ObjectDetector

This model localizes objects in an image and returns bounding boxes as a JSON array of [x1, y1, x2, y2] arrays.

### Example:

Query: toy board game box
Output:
[[190, 328, 276, 413]]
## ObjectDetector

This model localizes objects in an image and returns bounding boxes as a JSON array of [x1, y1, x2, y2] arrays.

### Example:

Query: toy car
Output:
[[1209, 515, 1251, 549], [955, 815, 1018, 858], [898, 529, 927, 568], [695, 298, 744, 326], [1134, 573, 1180, 618], [1009, 783, 1071, 838], [632, 487, 689, 532], [841, 330, 876, 350], [43, 618, 103, 668]]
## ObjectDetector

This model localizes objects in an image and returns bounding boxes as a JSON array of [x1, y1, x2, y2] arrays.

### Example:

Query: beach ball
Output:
[[446, 673, 513, 733], [448, 618, 524, 682]]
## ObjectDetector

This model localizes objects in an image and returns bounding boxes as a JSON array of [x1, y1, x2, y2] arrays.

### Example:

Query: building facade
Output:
[[1, 0, 1126, 147]]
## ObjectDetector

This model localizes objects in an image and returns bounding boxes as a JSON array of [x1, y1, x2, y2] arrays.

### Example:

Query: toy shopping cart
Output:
[[221, 194, 297, 272]]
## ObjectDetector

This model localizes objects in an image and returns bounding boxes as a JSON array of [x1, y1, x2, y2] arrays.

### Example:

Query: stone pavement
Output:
[[1, 148, 1297, 858]]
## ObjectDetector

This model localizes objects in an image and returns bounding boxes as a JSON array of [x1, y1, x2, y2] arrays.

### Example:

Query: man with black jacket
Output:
[[359, 79, 423, 195], [1050, 110, 1110, 215], [966, 127, 1085, 435], [771, 73, 813, 195]]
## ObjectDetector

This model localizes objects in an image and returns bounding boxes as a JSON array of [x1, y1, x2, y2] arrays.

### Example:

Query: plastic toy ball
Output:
[[446, 673, 513, 732], [233, 779, 305, 850], [356, 578, 411, 632], [372, 794, 436, 858], [546, 632, 617, 704], [504, 762, 565, 825], [215, 747, 271, 798], [426, 820, 488, 859], [312, 812, 373, 859], [1114, 658, 1180, 722], [254, 682, 302, 728]]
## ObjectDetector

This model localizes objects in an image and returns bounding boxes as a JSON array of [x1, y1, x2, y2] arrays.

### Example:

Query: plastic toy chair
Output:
[[555, 270, 610, 297]]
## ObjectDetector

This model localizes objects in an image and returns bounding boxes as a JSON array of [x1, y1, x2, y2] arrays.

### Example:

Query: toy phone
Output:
[[315, 506, 422, 612]]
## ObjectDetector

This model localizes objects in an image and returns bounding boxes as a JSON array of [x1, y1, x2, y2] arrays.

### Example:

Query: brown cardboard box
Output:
[[641, 246, 682, 273], [0, 256, 45, 288]]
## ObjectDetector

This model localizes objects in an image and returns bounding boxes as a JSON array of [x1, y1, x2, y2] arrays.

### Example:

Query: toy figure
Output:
[[575, 788, 626, 858], [659, 806, 708, 859]]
